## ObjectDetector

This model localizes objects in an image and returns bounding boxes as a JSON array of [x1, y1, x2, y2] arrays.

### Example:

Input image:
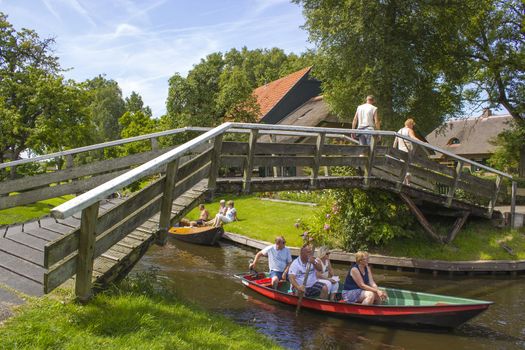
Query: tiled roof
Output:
[[426, 115, 514, 157], [253, 66, 312, 120]]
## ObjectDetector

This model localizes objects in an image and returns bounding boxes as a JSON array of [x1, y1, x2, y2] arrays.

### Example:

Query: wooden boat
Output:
[[168, 226, 224, 245], [236, 273, 492, 328]]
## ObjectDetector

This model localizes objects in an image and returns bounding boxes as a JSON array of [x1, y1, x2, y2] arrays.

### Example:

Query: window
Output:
[[447, 137, 460, 145]]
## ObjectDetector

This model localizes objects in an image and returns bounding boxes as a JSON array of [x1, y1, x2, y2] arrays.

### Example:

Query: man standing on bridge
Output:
[[352, 95, 381, 145]]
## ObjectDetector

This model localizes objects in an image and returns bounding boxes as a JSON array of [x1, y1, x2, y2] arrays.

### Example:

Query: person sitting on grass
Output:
[[211, 200, 237, 227], [341, 251, 387, 305], [288, 244, 328, 299], [249, 236, 292, 289]]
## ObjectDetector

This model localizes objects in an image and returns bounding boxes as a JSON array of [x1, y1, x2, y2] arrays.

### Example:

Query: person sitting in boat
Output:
[[249, 236, 292, 289], [288, 244, 328, 299], [190, 204, 209, 227], [211, 200, 237, 227], [341, 251, 387, 305], [316, 246, 339, 301]]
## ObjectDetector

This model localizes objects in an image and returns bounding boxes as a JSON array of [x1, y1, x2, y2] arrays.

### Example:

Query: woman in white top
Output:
[[315, 246, 339, 301], [212, 200, 237, 227], [392, 118, 421, 184]]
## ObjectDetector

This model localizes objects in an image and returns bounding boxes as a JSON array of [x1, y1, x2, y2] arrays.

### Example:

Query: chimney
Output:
[[481, 108, 492, 118]]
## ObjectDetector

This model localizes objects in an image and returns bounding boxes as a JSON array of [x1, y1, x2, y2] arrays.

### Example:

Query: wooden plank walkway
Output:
[[0, 181, 208, 297]]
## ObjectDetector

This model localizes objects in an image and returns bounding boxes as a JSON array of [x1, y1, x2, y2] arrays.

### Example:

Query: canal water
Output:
[[134, 240, 525, 350]]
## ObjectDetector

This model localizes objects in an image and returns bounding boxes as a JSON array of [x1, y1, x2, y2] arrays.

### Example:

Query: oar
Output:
[[296, 244, 315, 316]]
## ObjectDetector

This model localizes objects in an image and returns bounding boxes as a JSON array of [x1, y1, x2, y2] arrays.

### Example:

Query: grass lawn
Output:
[[189, 196, 525, 261], [0, 273, 281, 350], [377, 220, 525, 260], [186, 195, 316, 247], [0, 195, 74, 225]]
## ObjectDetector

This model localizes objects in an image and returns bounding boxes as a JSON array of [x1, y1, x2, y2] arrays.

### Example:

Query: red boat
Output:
[[236, 273, 492, 328]]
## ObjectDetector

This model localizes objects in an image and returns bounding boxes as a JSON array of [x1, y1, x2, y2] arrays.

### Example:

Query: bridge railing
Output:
[[33, 122, 516, 299]]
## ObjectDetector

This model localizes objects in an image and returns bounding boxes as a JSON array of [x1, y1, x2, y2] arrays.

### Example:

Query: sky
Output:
[[1, 0, 311, 118]]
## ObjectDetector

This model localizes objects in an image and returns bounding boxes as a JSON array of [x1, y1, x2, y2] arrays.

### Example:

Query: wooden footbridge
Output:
[[0, 123, 518, 300]]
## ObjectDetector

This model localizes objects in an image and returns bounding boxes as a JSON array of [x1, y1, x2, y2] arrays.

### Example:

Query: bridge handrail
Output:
[[50, 123, 234, 219], [0, 126, 211, 170], [230, 123, 513, 179], [50, 122, 512, 219]]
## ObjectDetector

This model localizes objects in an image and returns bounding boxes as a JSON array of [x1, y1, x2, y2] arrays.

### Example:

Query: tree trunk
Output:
[[518, 143, 525, 177]]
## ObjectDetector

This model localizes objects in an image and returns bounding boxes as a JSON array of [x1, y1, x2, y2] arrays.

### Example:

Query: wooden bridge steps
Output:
[[0, 181, 208, 298]]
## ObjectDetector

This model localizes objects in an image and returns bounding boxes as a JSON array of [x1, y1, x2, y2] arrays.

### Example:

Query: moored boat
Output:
[[236, 272, 492, 328], [168, 226, 224, 245]]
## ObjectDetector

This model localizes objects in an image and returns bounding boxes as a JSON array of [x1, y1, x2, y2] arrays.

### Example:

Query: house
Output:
[[254, 66, 322, 124], [425, 110, 514, 171]]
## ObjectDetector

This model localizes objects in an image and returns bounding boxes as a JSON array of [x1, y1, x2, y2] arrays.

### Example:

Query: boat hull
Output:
[[168, 226, 224, 245], [237, 273, 492, 329]]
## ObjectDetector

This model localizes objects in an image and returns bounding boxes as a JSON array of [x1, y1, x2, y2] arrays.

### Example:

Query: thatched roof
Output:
[[425, 114, 514, 158]]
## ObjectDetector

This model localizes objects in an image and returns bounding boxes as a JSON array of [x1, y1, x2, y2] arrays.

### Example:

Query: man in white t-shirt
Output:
[[249, 236, 292, 289], [352, 95, 381, 145], [288, 245, 328, 299]]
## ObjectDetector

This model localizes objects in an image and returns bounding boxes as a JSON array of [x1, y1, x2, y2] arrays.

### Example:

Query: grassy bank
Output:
[[0, 273, 281, 350], [0, 195, 73, 225], [189, 196, 525, 261], [187, 195, 315, 247]]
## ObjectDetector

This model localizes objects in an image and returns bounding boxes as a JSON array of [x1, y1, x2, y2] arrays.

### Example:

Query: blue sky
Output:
[[1, 0, 311, 117]]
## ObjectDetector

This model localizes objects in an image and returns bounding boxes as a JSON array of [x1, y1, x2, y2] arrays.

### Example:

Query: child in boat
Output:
[[341, 251, 387, 304]]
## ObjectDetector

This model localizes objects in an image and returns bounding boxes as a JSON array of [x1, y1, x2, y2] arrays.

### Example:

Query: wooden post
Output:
[[487, 175, 502, 218], [75, 201, 100, 302], [399, 193, 443, 243], [151, 137, 159, 151], [446, 161, 463, 207], [243, 130, 258, 193], [157, 159, 179, 245], [511, 181, 517, 228], [270, 134, 278, 177], [207, 134, 223, 196], [364, 135, 377, 188], [311, 133, 325, 187], [446, 212, 469, 243], [396, 145, 414, 191], [65, 154, 74, 169]]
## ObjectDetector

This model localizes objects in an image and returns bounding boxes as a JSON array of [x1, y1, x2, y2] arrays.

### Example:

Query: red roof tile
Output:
[[253, 66, 312, 121]]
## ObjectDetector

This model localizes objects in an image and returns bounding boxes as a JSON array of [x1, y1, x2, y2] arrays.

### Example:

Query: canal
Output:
[[134, 239, 525, 349]]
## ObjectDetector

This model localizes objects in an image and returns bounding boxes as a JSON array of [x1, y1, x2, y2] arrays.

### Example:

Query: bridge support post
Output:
[[75, 201, 99, 302], [207, 135, 223, 200], [399, 193, 444, 243], [157, 159, 179, 245], [364, 135, 377, 188], [311, 133, 325, 187], [243, 130, 258, 193], [446, 161, 463, 207], [487, 175, 502, 218]]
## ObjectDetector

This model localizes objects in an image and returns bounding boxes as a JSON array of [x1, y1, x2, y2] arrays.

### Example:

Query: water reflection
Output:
[[135, 240, 525, 350]]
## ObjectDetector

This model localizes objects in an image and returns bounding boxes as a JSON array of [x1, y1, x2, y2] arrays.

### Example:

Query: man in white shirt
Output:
[[249, 236, 292, 289], [288, 245, 328, 299], [352, 95, 381, 145]]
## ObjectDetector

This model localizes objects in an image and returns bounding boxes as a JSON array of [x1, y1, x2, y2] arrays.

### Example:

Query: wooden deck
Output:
[[0, 181, 208, 297]]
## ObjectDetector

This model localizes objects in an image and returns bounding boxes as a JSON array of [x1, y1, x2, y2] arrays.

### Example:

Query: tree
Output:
[[118, 110, 158, 156], [294, 0, 467, 134], [125, 91, 152, 117], [165, 47, 313, 128], [81, 75, 126, 142], [0, 13, 91, 169]]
